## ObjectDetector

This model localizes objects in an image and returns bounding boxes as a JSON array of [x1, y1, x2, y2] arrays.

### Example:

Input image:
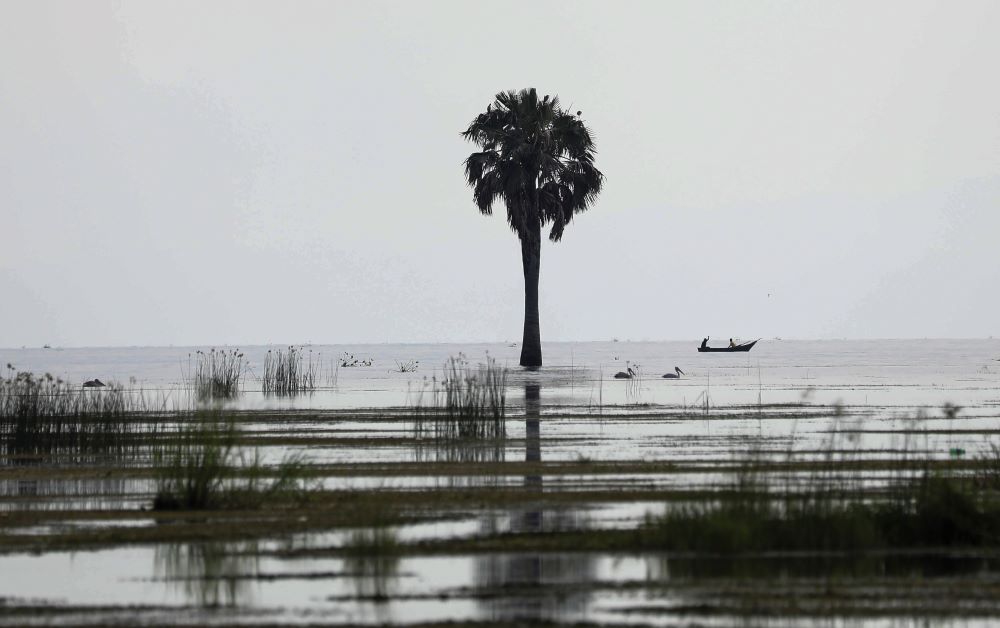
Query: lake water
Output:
[[4, 339, 999, 411], [2, 339, 1000, 626]]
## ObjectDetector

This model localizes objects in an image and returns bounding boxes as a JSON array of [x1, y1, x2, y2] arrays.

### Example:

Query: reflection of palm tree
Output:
[[525, 384, 541, 463], [463, 88, 604, 367], [524, 383, 542, 531], [475, 381, 596, 620]]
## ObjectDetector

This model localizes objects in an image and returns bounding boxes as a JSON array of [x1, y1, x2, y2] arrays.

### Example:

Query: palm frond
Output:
[[462, 88, 604, 241]]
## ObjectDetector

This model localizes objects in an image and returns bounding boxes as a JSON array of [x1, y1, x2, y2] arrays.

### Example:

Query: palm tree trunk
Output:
[[519, 227, 542, 367]]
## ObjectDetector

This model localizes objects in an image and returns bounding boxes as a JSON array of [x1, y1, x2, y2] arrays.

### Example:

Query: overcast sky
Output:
[[1, 0, 998, 347]]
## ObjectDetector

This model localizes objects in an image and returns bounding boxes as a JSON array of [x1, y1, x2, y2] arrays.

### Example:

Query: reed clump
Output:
[[413, 354, 507, 442], [646, 413, 1000, 552], [651, 474, 999, 552], [393, 359, 419, 373], [191, 349, 246, 400], [0, 366, 157, 454], [152, 410, 313, 510], [972, 438, 1000, 491], [261, 346, 319, 395]]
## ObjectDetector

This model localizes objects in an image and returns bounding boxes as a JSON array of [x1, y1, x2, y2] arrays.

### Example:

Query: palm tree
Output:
[[462, 88, 604, 367]]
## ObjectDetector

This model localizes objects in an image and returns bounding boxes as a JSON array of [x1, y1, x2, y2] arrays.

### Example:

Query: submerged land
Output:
[[1, 340, 1000, 626]]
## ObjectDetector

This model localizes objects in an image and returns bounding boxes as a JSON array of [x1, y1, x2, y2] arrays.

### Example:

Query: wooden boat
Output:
[[697, 340, 758, 353]]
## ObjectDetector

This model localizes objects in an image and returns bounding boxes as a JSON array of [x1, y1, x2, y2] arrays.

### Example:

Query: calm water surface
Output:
[[3, 339, 999, 410], [2, 339, 1000, 626]]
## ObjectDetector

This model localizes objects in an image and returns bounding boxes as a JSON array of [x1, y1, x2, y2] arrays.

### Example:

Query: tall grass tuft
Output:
[[973, 439, 1000, 491], [153, 410, 313, 510], [393, 359, 419, 373], [0, 366, 158, 454], [646, 410, 1000, 552], [191, 349, 246, 400], [261, 346, 320, 395], [413, 354, 507, 443]]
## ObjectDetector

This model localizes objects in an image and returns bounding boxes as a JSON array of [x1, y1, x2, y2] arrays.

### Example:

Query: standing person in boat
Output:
[[701, 337, 709, 349], [729, 338, 736, 348]]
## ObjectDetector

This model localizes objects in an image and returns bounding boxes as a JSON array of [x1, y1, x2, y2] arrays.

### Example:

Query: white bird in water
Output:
[[662, 367, 685, 379]]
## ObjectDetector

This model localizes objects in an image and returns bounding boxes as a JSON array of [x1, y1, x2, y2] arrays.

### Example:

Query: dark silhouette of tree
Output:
[[462, 88, 604, 367]]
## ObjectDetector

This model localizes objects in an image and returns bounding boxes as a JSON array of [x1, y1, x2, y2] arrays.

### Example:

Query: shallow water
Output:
[[4, 339, 999, 411], [2, 340, 1000, 625], [4, 542, 1000, 626]]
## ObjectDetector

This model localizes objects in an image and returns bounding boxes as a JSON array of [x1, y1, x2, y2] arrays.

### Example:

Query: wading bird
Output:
[[614, 362, 637, 379], [662, 367, 685, 379]]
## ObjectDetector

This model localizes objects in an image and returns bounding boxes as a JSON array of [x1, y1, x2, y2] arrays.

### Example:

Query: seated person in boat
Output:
[[729, 338, 736, 348]]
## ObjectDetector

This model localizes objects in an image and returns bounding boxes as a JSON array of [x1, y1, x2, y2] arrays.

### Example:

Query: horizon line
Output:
[[2, 336, 998, 351]]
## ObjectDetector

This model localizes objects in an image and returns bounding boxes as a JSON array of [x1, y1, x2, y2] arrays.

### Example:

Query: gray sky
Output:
[[1, 0, 998, 347]]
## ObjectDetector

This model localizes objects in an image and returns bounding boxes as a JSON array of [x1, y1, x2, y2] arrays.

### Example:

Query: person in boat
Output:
[[729, 338, 736, 348], [700, 337, 709, 349]]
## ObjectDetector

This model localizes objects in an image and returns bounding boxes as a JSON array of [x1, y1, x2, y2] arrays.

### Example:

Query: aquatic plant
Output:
[[412, 354, 507, 443], [0, 366, 160, 454], [651, 471, 1000, 552], [152, 410, 313, 510], [973, 439, 1000, 491], [190, 348, 246, 400], [152, 411, 237, 510], [392, 359, 419, 373], [646, 411, 1000, 552], [623, 362, 643, 404], [261, 346, 319, 395]]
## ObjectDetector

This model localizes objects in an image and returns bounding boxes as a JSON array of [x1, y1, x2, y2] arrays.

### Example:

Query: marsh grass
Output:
[[624, 363, 643, 404], [153, 410, 313, 510], [973, 439, 1000, 491], [190, 349, 246, 400], [0, 367, 160, 454], [652, 473, 999, 552], [412, 354, 507, 443], [648, 408, 1000, 552], [261, 347, 319, 395], [392, 359, 419, 373]]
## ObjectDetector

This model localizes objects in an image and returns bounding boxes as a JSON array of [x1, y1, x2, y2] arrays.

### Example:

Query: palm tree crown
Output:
[[462, 88, 603, 243]]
